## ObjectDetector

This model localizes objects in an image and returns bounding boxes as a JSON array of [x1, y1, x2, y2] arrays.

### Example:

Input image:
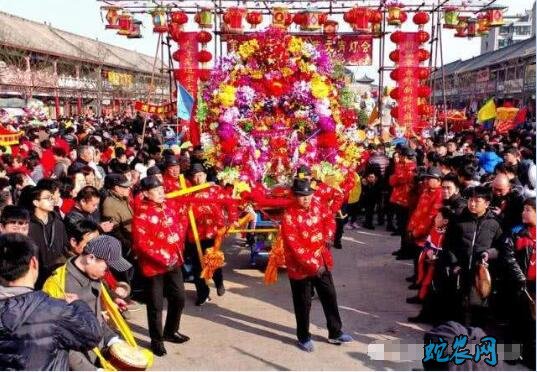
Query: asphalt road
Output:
[[126, 225, 436, 370]]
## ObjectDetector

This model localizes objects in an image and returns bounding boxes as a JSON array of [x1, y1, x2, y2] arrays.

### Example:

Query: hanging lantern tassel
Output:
[[263, 228, 286, 285], [201, 213, 254, 280]]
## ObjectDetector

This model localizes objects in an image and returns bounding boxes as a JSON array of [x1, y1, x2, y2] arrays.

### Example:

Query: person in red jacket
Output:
[[390, 147, 417, 256], [132, 176, 190, 357], [281, 177, 353, 353], [403, 167, 444, 261], [185, 163, 237, 305], [162, 156, 185, 193]]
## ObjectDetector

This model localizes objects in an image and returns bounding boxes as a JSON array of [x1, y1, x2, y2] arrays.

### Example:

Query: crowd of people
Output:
[[0, 111, 535, 370]]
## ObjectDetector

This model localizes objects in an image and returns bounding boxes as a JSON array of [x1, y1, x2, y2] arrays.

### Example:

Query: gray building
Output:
[[432, 36, 535, 108], [481, 3, 535, 53]]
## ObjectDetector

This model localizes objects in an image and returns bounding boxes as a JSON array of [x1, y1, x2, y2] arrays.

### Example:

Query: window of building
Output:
[[499, 26, 510, 34], [498, 69, 505, 81], [516, 65, 525, 79], [516, 26, 532, 35], [507, 67, 516, 80], [498, 39, 507, 48]]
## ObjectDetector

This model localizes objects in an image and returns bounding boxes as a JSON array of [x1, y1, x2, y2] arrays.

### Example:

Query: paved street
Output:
[[127, 226, 431, 370]]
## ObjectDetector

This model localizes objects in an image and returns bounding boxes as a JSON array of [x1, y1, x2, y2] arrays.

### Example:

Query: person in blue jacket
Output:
[[0, 233, 102, 371], [477, 144, 503, 174]]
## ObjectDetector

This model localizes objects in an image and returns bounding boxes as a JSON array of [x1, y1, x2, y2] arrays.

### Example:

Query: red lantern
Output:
[[318, 13, 328, 25], [418, 49, 430, 62], [293, 12, 306, 26], [197, 30, 212, 44], [198, 50, 212, 63], [416, 30, 430, 43], [170, 11, 188, 25], [349, 7, 371, 32], [399, 11, 408, 24], [467, 18, 477, 38], [199, 69, 212, 82], [223, 7, 246, 33], [246, 11, 263, 28], [389, 50, 400, 62], [369, 10, 382, 24], [390, 31, 404, 43], [104, 7, 120, 29], [416, 67, 430, 79], [127, 19, 142, 39], [323, 20, 338, 34], [417, 86, 431, 98], [389, 87, 401, 100], [172, 49, 187, 62], [300, 11, 324, 31], [343, 9, 356, 24], [486, 7, 505, 27], [390, 68, 402, 81], [117, 13, 133, 36], [391, 106, 399, 119], [413, 11, 429, 27]]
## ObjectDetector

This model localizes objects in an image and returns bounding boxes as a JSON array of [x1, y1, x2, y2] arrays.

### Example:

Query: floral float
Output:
[[198, 28, 361, 190]]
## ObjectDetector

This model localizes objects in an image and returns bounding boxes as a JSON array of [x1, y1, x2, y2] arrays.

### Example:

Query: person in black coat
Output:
[[490, 174, 524, 233], [441, 173, 467, 216], [500, 198, 536, 369], [26, 186, 70, 289], [437, 186, 502, 325], [0, 233, 101, 371]]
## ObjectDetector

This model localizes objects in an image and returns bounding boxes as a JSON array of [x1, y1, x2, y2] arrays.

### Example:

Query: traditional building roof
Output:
[[433, 36, 536, 78], [0, 11, 165, 75]]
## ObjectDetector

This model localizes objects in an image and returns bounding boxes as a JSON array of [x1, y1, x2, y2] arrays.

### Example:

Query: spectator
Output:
[[0, 233, 102, 371], [52, 147, 71, 179], [0, 205, 30, 235]]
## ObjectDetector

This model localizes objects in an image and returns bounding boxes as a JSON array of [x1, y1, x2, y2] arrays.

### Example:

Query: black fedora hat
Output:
[[292, 178, 314, 196]]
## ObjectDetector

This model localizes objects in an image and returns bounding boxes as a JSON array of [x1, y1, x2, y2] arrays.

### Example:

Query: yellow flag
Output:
[[477, 98, 497, 122]]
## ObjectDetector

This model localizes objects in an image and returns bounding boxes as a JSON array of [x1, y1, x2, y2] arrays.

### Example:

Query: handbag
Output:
[[474, 259, 492, 299]]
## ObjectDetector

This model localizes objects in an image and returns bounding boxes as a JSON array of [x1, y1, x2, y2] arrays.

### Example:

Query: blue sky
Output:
[[0, 0, 533, 83]]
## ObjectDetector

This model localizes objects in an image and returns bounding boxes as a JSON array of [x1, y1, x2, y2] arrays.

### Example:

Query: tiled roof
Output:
[[0, 11, 165, 75]]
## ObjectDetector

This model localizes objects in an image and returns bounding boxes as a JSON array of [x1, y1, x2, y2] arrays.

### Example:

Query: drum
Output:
[[108, 342, 151, 371]]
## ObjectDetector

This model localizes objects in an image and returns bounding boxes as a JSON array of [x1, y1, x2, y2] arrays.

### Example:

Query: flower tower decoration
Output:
[[198, 28, 360, 189]]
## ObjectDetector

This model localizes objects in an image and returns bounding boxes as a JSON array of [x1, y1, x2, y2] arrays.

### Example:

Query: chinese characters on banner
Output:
[[226, 34, 373, 66], [393, 32, 420, 133], [174, 32, 202, 146], [134, 101, 176, 115]]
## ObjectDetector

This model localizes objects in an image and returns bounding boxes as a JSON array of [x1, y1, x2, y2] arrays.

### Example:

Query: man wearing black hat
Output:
[[161, 156, 185, 193], [185, 163, 236, 305], [281, 177, 353, 352], [42, 235, 132, 370], [436, 186, 502, 325], [132, 176, 190, 356]]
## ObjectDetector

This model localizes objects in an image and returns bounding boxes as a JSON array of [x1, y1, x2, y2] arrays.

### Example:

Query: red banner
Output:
[[174, 32, 201, 146], [393, 33, 421, 133], [134, 101, 176, 115], [226, 33, 373, 66]]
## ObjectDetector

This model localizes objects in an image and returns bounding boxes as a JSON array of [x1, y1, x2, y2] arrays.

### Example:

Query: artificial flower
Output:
[[311, 76, 330, 99], [238, 39, 259, 60], [217, 84, 237, 108]]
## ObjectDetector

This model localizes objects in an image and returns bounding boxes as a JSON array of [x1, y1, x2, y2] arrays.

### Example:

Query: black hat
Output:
[[424, 167, 443, 179], [146, 165, 162, 177], [140, 175, 162, 191], [104, 173, 132, 189], [402, 147, 416, 158], [84, 235, 132, 272], [189, 162, 206, 176], [296, 165, 312, 179], [292, 178, 314, 196], [163, 156, 180, 168]]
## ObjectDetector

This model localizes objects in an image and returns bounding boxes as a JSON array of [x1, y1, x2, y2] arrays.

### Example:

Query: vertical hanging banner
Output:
[[173, 32, 201, 146], [390, 31, 431, 134]]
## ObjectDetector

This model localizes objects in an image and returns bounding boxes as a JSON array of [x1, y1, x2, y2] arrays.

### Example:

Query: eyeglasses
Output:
[[5, 220, 28, 226], [39, 195, 54, 201]]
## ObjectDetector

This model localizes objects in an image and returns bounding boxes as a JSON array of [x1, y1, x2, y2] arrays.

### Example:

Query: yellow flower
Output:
[[238, 39, 259, 60], [281, 67, 294, 77], [217, 85, 236, 108], [288, 37, 303, 54], [298, 60, 314, 73], [298, 142, 307, 154], [311, 76, 330, 99], [250, 70, 263, 79]]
